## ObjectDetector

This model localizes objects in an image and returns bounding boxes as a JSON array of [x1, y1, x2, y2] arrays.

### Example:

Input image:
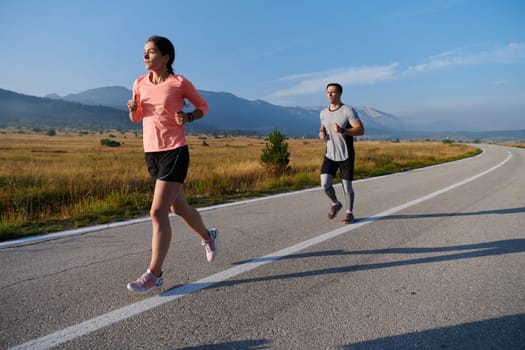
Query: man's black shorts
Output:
[[321, 156, 354, 181], [145, 145, 189, 183]]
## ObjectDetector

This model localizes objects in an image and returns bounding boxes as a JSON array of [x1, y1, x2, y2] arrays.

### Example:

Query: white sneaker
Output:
[[127, 269, 163, 294], [201, 228, 219, 262]]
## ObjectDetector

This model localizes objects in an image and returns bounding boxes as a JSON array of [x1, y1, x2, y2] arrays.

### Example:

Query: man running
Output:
[[319, 83, 365, 224]]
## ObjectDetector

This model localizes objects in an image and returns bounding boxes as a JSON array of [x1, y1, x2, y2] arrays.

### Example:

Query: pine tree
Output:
[[260, 128, 291, 175]]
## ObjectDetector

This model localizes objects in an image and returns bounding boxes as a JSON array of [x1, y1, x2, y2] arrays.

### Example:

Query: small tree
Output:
[[260, 128, 290, 174]]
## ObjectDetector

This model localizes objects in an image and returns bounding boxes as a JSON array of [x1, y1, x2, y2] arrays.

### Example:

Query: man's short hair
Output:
[[326, 83, 343, 94]]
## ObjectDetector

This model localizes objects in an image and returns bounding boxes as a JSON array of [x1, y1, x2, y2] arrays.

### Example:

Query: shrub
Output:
[[260, 129, 290, 175], [100, 138, 121, 147]]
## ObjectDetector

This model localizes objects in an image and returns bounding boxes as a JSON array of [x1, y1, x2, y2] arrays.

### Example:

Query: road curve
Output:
[[1, 144, 524, 350]]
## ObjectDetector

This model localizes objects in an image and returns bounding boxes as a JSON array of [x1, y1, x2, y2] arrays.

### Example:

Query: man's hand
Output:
[[319, 125, 327, 139], [332, 123, 344, 134]]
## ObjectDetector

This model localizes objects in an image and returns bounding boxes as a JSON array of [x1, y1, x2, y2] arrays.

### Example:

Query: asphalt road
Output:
[[1, 144, 524, 350]]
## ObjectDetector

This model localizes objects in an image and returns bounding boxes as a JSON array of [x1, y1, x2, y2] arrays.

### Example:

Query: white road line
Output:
[[9, 149, 511, 350], [0, 146, 484, 249]]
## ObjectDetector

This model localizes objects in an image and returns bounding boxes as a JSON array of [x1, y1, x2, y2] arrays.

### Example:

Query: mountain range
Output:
[[42, 86, 405, 137], [1, 87, 523, 140], [0, 88, 135, 131]]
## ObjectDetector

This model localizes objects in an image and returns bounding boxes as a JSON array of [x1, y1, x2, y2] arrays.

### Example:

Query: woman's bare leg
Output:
[[148, 180, 182, 277], [170, 188, 210, 241]]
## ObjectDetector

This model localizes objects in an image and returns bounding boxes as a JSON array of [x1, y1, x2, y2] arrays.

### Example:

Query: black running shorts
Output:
[[145, 145, 189, 183], [320, 156, 354, 181]]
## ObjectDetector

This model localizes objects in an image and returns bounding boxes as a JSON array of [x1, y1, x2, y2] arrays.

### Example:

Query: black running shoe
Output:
[[328, 202, 343, 219], [343, 212, 354, 224]]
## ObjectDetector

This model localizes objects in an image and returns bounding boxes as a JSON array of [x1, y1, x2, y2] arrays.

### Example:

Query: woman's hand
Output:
[[127, 99, 137, 112], [128, 98, 141, 123], [175, 111, 186, 125]]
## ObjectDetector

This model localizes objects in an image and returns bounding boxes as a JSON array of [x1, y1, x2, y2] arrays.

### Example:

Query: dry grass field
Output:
[[499, 141, 525, 149], [0, 131, 480, 240]]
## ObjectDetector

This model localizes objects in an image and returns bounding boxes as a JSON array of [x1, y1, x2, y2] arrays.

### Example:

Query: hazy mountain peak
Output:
[[359, 106, 384, 118], [44, 93, 62, 99]]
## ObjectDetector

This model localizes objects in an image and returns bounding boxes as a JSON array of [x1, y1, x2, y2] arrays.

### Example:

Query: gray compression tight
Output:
[[320, 174, 355, 211]]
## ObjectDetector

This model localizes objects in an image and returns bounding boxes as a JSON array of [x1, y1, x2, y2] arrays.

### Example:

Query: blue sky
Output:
[[1, 0, 524, 131]]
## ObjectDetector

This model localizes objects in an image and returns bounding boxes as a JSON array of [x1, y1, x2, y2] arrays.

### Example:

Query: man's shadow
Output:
[[368, 206, 525, 221], [161, 205, 524, 294], [160, 238, 524, 296], [225, 239, 525, 286]]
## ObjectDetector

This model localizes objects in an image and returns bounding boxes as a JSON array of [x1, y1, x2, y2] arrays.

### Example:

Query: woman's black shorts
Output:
[[145, 145, 189, 183]]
